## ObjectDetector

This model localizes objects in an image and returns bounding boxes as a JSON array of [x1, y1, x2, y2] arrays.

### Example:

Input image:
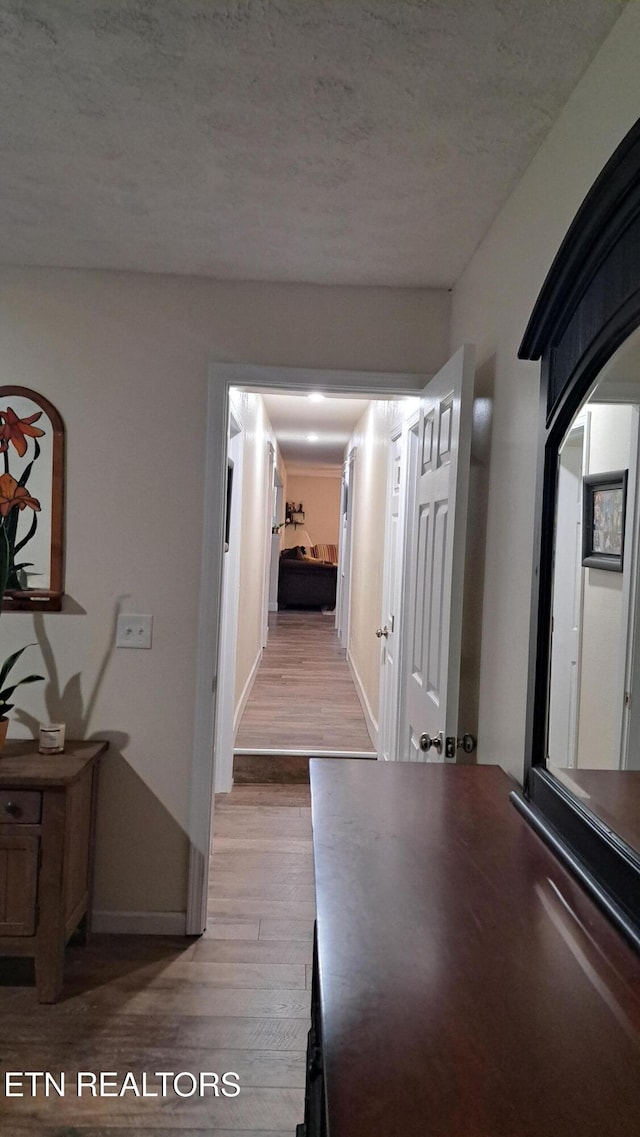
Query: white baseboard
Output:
[[268, 601, 278, 612], [92, 910, 187, 935], [233, 647, 262, 736], [347, 650, 379, 751]]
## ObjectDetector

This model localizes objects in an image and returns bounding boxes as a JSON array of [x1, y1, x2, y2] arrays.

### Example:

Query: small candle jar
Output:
[[38, 723, 66, 754]]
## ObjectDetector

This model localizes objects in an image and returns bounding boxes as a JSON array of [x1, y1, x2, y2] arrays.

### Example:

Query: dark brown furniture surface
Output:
[[0, 740, 106, 1002], [278, 558, 337, 609], [303, 760, 640, 1137]]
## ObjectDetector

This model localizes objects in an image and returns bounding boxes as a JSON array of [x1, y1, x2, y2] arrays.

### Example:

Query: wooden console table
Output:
[[301, 760, 640, 1136], [0, 740, 107, 1002]]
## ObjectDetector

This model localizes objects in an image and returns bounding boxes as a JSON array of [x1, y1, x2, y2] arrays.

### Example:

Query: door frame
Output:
[[377, 406, 418, 761], [547, 417, 587, 770], [337, 446, 357, 650], [335, 465, 347, 635], [186, 363, 430, 934], [394, 407, 421, 761], [214, 416, 245, 795], [261, 442, 276, 648], [269, 471, 285, 613]]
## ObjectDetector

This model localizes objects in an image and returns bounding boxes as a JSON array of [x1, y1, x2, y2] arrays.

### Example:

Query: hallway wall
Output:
[[284, 472, 341, 548], [347, 400, 403, 737], [450, 1, 640, 781], [229, 389, 286, 720]]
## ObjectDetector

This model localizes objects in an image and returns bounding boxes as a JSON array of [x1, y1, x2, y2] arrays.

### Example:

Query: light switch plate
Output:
[[116, 614, 153, 649]]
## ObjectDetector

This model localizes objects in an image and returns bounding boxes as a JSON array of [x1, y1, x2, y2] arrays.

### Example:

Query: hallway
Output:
[[235, 610, 376, 753]]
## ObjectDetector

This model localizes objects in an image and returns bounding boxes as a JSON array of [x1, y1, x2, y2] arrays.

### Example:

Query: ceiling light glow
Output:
[[307, 433, 320, 442], [308, 392, 325, 402]]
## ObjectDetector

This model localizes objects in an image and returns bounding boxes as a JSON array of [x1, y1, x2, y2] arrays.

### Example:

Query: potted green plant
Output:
[[0, 643, 43, 748]]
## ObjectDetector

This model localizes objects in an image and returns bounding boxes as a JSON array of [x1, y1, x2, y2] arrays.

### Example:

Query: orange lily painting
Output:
[[0, 406, 45, 593], [0, 406, 45, 458], [0, 474, 40, 517]]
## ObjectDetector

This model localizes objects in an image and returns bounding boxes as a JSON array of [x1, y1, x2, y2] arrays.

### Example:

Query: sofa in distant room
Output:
[[277, 545, 338, 609]]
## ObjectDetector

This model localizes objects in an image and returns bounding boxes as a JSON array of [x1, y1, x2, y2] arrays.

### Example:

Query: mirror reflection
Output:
[[548, 325, 640, 856]]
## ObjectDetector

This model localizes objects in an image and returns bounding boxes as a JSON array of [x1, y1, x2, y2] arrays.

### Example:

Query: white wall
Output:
[[576, 404, 634, 769], [347, 400, 402, 734], [449, 2, 640, 781], [0, 271, 449, 920], [229, 390, 285, 714], [284, 472, 341, 548]]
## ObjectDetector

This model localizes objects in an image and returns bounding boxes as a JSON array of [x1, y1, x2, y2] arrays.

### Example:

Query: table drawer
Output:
[[0, 790, 42, 824]]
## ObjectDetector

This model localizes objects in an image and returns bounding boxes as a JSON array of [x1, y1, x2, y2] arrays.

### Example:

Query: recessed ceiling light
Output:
[[307, 433, 319, 442], [308, 392, 325, 402]]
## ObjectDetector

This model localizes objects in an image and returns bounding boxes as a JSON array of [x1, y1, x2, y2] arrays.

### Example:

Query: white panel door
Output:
[[403, 344, 474, 763], [378, 432, 404, 761]]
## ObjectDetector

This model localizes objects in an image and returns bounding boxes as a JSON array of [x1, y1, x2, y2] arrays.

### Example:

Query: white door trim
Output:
[[396, 410, 420, 760], [261, 442, 276, 647], [186, 363, 431, 935], [214, 421, 244, 794], [547, 420, 586, 770], [186, 376, 230, 935], [378, 427, 404, 761], [338, 447, 357, 650], [335, 466, 347, 633]]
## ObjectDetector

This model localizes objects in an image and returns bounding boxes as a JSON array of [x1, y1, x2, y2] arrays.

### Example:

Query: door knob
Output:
[[420, 732, 443, 754], [375, 626, 389, 639]]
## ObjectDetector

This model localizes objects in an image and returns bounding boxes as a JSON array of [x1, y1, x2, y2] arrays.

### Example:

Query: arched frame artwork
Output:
[[0, 387, 64, 612]]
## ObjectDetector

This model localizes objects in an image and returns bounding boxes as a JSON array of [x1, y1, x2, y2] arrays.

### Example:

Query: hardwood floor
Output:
[[0, 784, 313, 1135], [235, 610, 375, 753]]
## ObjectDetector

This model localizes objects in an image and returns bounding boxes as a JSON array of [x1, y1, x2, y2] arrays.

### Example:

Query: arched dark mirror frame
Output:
[[516, 118, 640, 951]]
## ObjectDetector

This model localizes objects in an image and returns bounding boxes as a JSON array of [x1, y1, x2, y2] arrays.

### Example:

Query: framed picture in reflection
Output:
[[582, 469, 628, 571]]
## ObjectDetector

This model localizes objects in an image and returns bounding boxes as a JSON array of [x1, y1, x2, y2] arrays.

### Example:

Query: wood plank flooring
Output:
[[235, 611, 375, 752], [0, 784, 313, 1135]]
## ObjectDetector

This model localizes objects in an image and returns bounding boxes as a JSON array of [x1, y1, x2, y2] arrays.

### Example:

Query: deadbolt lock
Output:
[[444, 733, 477, 759]]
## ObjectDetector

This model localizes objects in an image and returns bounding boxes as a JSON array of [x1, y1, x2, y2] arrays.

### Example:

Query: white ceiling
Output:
[[0, 1, 627, 287], [596, 326, 640, 390], [262, 391, 371, 466]]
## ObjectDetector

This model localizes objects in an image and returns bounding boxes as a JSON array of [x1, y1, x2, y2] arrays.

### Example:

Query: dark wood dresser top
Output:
[[310, 760, 640, 1137], [0, 740, 107, 787]]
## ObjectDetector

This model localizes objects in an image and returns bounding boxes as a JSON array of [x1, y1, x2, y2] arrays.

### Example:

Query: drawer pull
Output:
[[3, 801, 21, 817]]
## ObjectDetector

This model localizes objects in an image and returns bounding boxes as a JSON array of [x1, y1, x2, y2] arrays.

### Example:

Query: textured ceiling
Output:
[[262, 392, 371, 466], [0, 0, 627, 286]]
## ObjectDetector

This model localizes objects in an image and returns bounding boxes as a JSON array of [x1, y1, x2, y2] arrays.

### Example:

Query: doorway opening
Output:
[[187, 355, 477, 935], [219, 384, 418, 789]]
